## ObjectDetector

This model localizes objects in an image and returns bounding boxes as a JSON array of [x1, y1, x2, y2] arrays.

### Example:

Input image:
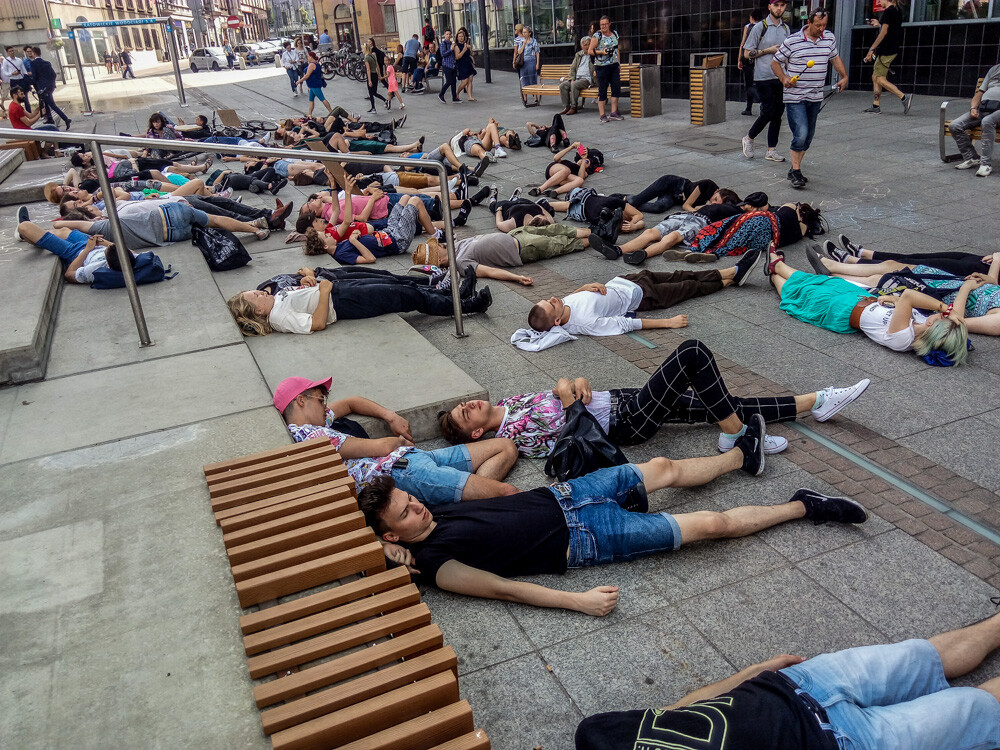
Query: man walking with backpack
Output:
[[742, 0, 790, 164]]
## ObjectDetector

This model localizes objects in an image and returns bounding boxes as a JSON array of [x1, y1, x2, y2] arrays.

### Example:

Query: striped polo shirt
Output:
[[773, 29, 839, 103]]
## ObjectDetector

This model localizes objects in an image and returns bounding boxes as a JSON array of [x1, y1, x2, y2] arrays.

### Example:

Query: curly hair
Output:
[[227, 292, 273, 336], [913, 317, 969, 366], [304, 227, 327, 256]]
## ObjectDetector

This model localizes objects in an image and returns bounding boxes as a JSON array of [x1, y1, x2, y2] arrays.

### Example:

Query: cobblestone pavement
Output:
[[5, 64, 1000, 749]]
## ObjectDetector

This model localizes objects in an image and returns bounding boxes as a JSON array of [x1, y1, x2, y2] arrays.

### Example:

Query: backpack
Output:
[[90, 251, 174, 289], [192, 225, 252, 271]]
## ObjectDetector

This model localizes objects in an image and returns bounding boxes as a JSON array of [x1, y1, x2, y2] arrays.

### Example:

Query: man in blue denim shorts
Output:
[[276, 376, 519, 506], [575, 610, 1000, 750], [358, 449, 867, 617]]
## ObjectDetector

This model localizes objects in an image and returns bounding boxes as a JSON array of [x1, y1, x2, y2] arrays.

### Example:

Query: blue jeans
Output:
[[160, 202, 208, 243], [37, 229, 90, 264], [390, 445, 473, 505], [781, 639, 1000, 750], [785, 99, 822, 152], [285, 67, 299, 91], [203, 136, 242, 145], [549, 465, 681, 567]]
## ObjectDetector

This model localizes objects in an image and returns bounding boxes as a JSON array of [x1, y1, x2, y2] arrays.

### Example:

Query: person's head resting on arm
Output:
[[359, 475, 435, 544]]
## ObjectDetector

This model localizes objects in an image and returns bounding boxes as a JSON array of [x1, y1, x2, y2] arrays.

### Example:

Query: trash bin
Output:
[[634, 64, 661, 118], [689, 52, 728, 126]]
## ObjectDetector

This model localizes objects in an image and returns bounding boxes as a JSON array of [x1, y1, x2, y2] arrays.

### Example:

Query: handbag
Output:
[[191, 225, 252, 271], [513, 50, 524, 70], [544, 400, 629, 482]]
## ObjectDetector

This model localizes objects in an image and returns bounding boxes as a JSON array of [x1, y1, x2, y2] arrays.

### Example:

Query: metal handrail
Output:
[[0, 128, 466, 346]]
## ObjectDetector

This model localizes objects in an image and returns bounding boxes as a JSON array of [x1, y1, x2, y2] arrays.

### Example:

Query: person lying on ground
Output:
[[616, 175, 720, 214], [530, 141, 603, 197], [449, 119, 517, 161], [274, 374, 516, 505], [810, 245, 1000, 338], [766, 246, 976, 363], [295, 180, 452, 233], [13, 223, 137, 284], [68, 150, 209, 185], [576, 606, 1000, 750], [441, 338, 869, 457], [537, 184, 645, 234], [229, 265, 493, 336], [824, 232, 998, 278], [45, 178, 220, 207], [358, 458, 867, 615], [51, 198, 272, 247]]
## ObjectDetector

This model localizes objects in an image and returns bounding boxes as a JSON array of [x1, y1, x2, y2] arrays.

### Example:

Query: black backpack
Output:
[[192, 226, 252, 271]]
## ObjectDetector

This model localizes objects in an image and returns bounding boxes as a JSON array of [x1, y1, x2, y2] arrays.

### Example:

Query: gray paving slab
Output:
[[897, 417, 1000, 492], [540, 609, 736, 715], [0, 345, 272, 464], [798, 530, 1000, 642], [678, 567, 888, 667]]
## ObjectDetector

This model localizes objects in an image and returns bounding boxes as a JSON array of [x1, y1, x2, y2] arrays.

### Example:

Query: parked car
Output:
[[188, 47, 228, 72], [251, 42, 278, 63]]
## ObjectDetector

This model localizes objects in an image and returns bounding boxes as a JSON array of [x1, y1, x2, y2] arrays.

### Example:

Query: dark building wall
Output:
[[848, 21, 1000, 98]]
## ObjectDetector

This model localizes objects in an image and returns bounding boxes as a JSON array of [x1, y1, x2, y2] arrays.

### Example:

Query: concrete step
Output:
[[0, 156, 68, 206], [0, 148, 24, 185]]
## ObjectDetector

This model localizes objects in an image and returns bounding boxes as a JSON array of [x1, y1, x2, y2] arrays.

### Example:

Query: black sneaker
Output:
[[619, 483, 648, 513], [822, 240, 849, 263], [733, 248, 762, 286], [838, 233, 863, 257], [735, 414, 766, 476], [789, 170, 807, 189], [792, 489, 868, 525], [459, 264, 478, 298], [456, 173, 469, 200], [452, 199, 472, 227], [589, 233, 620, 260], [462, 286, 492, 314], [474, 158, 490, 177], [16, 205, 29, 224], [785, 168, 809, 184], [469, 185, 490, 205], [623, 249, 647, 265]]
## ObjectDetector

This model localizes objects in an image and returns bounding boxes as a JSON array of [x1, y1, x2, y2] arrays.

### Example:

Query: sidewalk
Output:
[[1, 66, 999, 750]]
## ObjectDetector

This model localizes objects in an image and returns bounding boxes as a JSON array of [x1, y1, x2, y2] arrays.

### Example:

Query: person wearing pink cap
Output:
[[274, 376, 519, 505]]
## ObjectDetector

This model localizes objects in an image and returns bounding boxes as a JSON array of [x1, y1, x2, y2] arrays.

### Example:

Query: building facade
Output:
[[313, 0, 399, 50]]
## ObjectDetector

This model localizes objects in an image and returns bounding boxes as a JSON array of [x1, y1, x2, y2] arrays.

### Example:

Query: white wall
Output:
[[395, 0, 422, 45]]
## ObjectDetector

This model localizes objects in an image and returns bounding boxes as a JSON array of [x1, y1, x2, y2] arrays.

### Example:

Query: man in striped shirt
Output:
[[771, 8, 848, 188]]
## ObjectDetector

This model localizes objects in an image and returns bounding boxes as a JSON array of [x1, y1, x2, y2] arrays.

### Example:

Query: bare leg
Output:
[[437, 143, 463, 170], [965, 312, 1000, 337], [206, 215, 261, 234], [321, 98, 333, 115], [673, 501, 807, 544], [404, 195, 436, 235], [165, 162, 208, 176], [644, 231, 685, 259], [385, 140, 423, 153], [172, 178, 210, 197], [633, 452, 742, 492], [930, 612, 1000, 680], [825, 258, 909, 276], [18, 221, 61, 244], [537, 165, 571, 191]]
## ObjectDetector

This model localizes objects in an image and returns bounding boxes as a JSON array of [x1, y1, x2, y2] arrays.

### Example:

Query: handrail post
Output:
[[88, 141, 155, 347], [433, 160, 465, 338], [166, 16, 188, 107], [70, 31, 93, 115]]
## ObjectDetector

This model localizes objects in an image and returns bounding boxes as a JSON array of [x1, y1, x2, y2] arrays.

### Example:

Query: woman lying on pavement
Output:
[[44, 179, 221, 207], [823, 233, 997, 278], [227, 265, 493, 335], [529, 141, 604, 197], [67, 150, 210, 186], [766, 247, 977, 363], [810, 245, 1000, 338], [617, 175, 720, 214]]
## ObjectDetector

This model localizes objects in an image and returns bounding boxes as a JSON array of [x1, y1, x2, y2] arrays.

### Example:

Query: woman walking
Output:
[[297, 51, 334, 118], [518, 27, 541, 104], [385, 54, 405, 110], [363, 42, 388, 113], [293, 38, 308, 95], [454, 27, 477, 101]]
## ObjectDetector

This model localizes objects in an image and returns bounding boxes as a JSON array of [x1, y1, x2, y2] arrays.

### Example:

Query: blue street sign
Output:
[[67, 30, 74, 38], [78, 18, 159, 28]]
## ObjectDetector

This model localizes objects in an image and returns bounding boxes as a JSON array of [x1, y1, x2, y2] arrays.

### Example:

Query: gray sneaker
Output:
[[901, 93, 913, 114], [862, 104, 882, 114]]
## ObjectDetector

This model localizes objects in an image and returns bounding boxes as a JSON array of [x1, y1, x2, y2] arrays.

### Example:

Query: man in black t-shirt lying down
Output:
[[359, 454, 868, 617], [575, 607, 1000, 750]]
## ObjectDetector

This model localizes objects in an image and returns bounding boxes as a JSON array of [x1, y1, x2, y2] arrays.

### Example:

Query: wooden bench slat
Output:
[[206, 444, 341, 488], [210, 462, 348, 510], [231, 527, 374, 582], [261, 646, 457, 734], [227, 512, 366, 565], [203, 437, 329, 475], [240, 567, 410, 635], [336, 701, 476, 750], [429, 730, 492, 750], [254, 623, 443, 708], [244, 584, 421, 655], [236, 539, 385, 609], [223, 503, 361, 550], [247, 602, 430, 678], [216, 483, 355, 530]]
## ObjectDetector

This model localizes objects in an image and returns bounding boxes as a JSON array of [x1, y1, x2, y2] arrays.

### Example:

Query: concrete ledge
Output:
[[0, 148, 24, 185], [0, 249, 62, 386], [0, 157, 67, 206]]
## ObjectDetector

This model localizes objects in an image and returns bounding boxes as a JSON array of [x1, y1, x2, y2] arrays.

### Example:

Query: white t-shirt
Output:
[[562, 276, 644, 336], [75, 247, 109, 284], [268, 286, 337, 334], [857, 300, 926, 352]]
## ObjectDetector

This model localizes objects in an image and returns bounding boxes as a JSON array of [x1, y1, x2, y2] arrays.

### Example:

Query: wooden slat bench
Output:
[[203, 437, 490, 750], [940, 78, 1000, 162], [0, 139, 42, 160], [519, 62, 643, 116]]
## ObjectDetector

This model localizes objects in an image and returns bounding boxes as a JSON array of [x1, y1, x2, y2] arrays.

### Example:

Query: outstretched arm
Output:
[[435, 560, 619, 616], [327, 395, 412, 441], [665, 654, 806, 709]]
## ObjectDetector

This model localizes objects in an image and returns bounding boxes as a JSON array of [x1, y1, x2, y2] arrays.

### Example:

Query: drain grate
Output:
[[673, 135, 744, 154]]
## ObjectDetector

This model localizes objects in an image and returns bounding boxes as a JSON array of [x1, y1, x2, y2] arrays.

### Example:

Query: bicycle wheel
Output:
[[350, 59, 366, 82], [244, 119, 278, 132], [320, 56, 337, 80]]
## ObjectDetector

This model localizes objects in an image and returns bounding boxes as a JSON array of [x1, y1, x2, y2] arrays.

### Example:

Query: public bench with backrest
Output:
[[519, 62, 644, 116], [939, 77, 1000, 162]]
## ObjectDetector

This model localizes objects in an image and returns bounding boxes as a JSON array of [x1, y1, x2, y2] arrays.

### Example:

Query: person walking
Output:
[[103, 50, 113, 74], [422, 17, 436, 50], [737, 9, 763, 116], [454, 27, 477, 102], [363, 42, 388, 113], [742, 1, 790, 161], [24, 47, 70, 130], [297, 50, 334, 118], [401, 33, 421, 90], [587, 16, 623, 123], [120, 48, 135, 79], [863, 0, 913, 115], [385, 56, 405, 109], [223, 41, 235, 70], [438, 29, 459, 103], [518, 27, 541, 104], [293, 38, 308, 95], [771, 8, 848, 188], [2, 46, 30, 112], [280, 41, 299, 96]]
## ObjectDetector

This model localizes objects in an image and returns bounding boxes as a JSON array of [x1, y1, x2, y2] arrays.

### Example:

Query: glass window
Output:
[[912, 0, 992, 21], [382, 4, 397, 34]]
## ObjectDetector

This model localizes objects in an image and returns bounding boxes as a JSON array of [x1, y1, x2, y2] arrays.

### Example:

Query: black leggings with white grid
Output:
[[607, 339, 799, 446]]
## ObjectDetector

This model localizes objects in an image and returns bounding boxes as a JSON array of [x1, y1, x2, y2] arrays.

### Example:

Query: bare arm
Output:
[[358, 191, 380, 222], [337, 434, 413, 459], [681, 186, 702, 212], [475, 264, 532, 285], [310, 278, 334, 330], [349, 232, 377, 264], [51, 220, 96, 232], [64, 236, 100, 283], [435, 560, 620, 616], [665, 655, 807, 710], [831, 56, 849, 90], [553, 141, 581, 163], [495, 213, 518, 233], [327, 396, 413, 441]]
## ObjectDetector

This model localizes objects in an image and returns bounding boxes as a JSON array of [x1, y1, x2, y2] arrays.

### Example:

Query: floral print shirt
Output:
[[495, 391, 611, 458], [286, 408, 412, 489]]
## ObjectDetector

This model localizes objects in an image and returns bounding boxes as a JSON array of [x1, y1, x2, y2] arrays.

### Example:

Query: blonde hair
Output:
[[913, 317, 969, 365], [362, 41, 372, 53], [227, 292, 273, 336]]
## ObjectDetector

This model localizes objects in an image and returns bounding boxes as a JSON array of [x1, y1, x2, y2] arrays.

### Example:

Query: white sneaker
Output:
[[955, 158, 980, 170], [765, 149, 786, 162], [976, 164, 992, 177], [811, 379, 871, 422], [718, 431, 788, 454], [742, 135, 755, 159], [493, 146, 507, 158]]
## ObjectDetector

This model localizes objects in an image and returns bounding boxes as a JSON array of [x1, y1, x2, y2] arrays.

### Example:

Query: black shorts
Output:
[[401, 56, 417, 74], [583, 195, 626, 224]]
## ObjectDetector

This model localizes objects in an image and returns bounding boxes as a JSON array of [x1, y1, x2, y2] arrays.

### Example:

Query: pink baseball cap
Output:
[[273, 376, 333, 413]]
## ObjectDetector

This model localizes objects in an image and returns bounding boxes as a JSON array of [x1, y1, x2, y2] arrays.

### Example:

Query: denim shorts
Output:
[[390, 444, 473, 505], [37, 229, 90, 264], [549, 464, 681, 568], [785, 99, 823, 152], [781, 638, 1000, 750], [160, 201, 209, 243]]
